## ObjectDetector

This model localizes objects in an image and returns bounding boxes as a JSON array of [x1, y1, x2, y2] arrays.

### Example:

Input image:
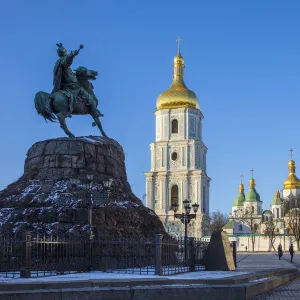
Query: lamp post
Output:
[[70, 176, 113, 240], [171, 199, 199, 260]]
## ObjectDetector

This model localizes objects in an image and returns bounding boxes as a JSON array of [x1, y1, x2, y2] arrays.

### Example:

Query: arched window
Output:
[[239, 224, 243, 231], [171, 119, 178, 134], [171, 185, 179, 209], [251, 206, 254, 213]]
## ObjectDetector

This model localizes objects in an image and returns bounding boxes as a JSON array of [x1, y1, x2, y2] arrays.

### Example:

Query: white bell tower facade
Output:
[[145, 41, 211, 238]]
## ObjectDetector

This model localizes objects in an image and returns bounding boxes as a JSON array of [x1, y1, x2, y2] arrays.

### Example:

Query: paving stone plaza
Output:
[[236, 253, 300, 299], [254, 278, 300, 300]]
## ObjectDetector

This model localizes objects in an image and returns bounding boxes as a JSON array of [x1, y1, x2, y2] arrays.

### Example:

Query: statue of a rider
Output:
[[51, 43, 101, 117]]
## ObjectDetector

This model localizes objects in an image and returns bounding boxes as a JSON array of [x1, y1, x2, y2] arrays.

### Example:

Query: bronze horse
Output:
[[34, 66, 106, 138]]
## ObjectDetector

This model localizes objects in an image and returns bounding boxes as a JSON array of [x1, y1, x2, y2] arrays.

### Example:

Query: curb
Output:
[[0, 268, 298, 300], [0, 268, 296, 291]]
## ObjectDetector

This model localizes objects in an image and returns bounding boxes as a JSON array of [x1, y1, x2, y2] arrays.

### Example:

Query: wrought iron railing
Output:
[[0, 232, 209, 278]]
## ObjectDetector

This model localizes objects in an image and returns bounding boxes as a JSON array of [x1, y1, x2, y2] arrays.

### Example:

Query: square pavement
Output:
[[236, 253, 300, 299], [237, 253, 299, 272]]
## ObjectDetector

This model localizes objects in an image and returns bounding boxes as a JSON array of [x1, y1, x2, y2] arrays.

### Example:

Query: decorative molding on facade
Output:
[[145, 70, 210, 238]]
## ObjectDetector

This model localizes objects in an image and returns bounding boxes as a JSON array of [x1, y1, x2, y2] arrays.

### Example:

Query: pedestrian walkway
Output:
[[237, 253, 298, 272], [252, 277, 300, 299], [236, 253, 300, 299]]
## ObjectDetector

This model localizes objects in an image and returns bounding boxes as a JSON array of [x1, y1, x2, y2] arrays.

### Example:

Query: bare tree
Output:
[[210, 210, 228, 233], [263, 216, 279, 251], [234, 208, 261, 252], [283, 197, 300, 250]]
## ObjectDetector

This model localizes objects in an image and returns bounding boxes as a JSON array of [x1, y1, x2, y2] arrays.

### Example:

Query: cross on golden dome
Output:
[[239, 174, 244, 194], [290, 148, 294, 159], [250, 168, 254, 178], [176, 36, 182, 48]]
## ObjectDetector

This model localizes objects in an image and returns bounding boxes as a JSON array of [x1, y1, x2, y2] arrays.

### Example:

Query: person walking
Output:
[[289, 244, 294, 262], [278, 244, 283, 260]]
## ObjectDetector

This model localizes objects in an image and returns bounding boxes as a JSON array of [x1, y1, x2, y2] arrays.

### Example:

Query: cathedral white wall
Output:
[[151, 141, 207, 172], [270, 205, 282, 219], [145, 177, 154, 210], [229, 235, 296, 252], [231, 206, 243, 216], [282, 188, 300, 199], [243, 201, 262, 215], [202, 234, 296, 252], [154, 108, 203, 142]]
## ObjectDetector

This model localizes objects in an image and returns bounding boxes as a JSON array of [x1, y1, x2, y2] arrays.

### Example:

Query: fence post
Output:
[[85, 235, 94, 272], [20, 231, 31, 278], [189, 238, 195, 272], [232, 241, 237, 268], [155, 234, 163, 276]]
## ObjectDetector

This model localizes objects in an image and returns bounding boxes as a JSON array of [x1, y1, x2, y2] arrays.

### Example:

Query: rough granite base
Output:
[[0, 136, 166, 239]]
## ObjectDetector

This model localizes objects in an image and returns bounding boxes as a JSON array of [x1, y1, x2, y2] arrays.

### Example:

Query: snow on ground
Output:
[[0, 271, 250, 283]]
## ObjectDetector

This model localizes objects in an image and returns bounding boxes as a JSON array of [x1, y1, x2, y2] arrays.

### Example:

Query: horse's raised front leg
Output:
[[56, 113, 75, 138], [91, 113, 107, 137]]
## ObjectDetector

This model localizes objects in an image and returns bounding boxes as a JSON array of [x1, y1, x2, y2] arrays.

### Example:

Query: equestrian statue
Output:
[[34, 43, 106, 138]]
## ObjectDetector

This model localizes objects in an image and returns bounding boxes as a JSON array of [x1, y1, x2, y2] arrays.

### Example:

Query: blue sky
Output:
[[0, 0, 300, 214]]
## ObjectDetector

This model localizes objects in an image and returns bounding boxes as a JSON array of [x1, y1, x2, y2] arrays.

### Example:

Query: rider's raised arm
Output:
[[62, 50, 79, 67]]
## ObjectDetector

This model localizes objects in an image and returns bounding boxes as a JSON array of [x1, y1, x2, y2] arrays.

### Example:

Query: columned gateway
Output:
[[145, 40, 211, 238]]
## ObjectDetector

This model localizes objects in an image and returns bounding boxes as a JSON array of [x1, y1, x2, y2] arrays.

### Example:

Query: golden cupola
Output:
[[283, 152, 300, 190], [245, 169, 261, 203], [249, 178, 255, 189], [239, 182, 245, 194], [156, 40, 200, 110], [233, 176, 245, 207]]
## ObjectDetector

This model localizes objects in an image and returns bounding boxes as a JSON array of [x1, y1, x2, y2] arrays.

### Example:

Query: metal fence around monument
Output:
[[0, 232, 209, 278]]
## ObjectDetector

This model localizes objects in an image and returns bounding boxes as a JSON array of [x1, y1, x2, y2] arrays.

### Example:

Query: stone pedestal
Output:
[[23, 136, 129, 190], [0, 136, 166, 239]]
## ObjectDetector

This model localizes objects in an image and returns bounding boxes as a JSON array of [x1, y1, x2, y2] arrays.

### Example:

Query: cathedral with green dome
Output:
[[222, 156, 297, 251]]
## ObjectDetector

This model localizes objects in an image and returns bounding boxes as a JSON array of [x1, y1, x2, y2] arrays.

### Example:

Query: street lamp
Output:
[[69, 176, 113, 240], [103, 178, 113, 188], [171, 201, 179, 213], [85, 174, 94, 240], [171, 199, 199, 260]]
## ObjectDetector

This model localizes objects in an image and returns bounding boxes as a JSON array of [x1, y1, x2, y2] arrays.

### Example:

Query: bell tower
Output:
[[144, 39, 211, 238]]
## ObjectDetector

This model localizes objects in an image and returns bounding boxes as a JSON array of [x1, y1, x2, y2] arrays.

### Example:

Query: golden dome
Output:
[[174, 52, 184, 64], [156, 45, 199, 110], [249, 178, 255, 189], [238, 183, 244, 194], [238, 174, 244, 193], [289, 160, 295, 167], [283, 158, 300, 190]]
